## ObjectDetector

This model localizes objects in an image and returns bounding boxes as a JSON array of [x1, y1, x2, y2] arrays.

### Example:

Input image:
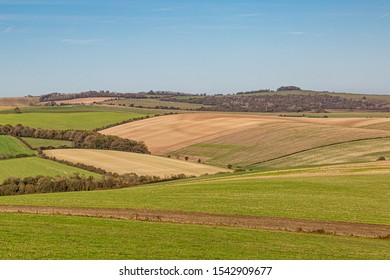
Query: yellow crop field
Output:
[[43, 149, 231, 177]]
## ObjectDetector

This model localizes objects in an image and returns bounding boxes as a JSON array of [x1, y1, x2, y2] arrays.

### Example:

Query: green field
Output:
[[0, 157, 99, 183], [0, 136, 35, 156], [0, 112, 147, 130], [1, 165, 389, 225], [21, 137, 74, 149], [261, 138, 390, 168], [0, 213, 388, 260]]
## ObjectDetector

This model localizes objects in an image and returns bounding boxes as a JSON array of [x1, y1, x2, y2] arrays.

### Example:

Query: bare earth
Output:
[[43, 149, 231, 177], [100, 113, 289, 154], [0, 205, 389, 239]]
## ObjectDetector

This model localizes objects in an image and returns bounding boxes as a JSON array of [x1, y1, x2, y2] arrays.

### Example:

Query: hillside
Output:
[[100, 113, 390, 167], [0, 136, 35, 157], [43, 149, 231, 177]]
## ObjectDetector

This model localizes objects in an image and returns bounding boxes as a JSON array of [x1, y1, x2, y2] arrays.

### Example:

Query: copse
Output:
[[0, 124, 149, 154]]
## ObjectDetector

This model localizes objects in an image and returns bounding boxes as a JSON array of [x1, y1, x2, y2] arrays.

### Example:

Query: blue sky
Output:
[[0, 0, 389, 97]]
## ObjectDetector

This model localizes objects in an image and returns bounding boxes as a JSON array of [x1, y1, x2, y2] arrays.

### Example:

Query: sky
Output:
[[0, 0, 389, 97]]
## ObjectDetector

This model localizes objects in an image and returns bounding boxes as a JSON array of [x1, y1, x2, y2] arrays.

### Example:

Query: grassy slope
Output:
[[43, 149, 231, 177], [0, 157, 99, 182], [0, 213, 388, 260], [1, 163, 389, 225], [173, 122, 390, 167], [0, 112, 147, 130], [0, 136, 35, 156], [21, 137, 74, 149], [261, 138, 390, 168]]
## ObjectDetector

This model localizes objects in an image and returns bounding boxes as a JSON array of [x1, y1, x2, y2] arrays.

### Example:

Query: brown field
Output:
[[287, 117, 390, 128], [100, 113, 390, 166], [51, 97, 116, 105], [0, 97, 39, 109], [100, 113, 288, 153], [43, 149, 231, 177]]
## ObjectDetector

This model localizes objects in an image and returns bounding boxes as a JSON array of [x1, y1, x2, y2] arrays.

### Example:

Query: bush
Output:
[[377, 156, 386, 161]]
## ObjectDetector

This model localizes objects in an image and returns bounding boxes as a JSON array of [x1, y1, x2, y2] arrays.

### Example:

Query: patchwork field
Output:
[[1, 161, 389, 225], [100, 113, 290, 153], [0, 112, 147, 130], [101, 113, 390, 167], [0, 136, 35, 156], [0, 157, 99, 183], [43, 149, 231, 177]]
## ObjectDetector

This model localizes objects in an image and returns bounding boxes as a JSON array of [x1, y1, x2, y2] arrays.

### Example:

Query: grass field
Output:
[[21, 138, 74, 149], [0, 112, 147, 130], [0, 157, 99, 182], [0, 213, 388, 260], [0, 136, 35, 156], [1, 162, 389, 225], [261, 138, 390, 168], [43, 149, 231, 177]]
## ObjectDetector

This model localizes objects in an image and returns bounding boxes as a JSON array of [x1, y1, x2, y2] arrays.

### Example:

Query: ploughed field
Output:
[[43, 149, 231, 177], [101, 113, 390, 167]]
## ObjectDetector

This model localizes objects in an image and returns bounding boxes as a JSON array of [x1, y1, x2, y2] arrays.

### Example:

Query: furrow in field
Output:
[[1, 205, 389, 239]]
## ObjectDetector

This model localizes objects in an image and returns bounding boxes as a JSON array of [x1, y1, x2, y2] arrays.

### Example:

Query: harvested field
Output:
[[0, 97, 38, 107], [287, 117, 390, 128], [1, 205, 389, 239], [43, 149, 231, 177], [175, 122, 390, 166], [100, 113, 290, 154], [100, 113, 390, 167]]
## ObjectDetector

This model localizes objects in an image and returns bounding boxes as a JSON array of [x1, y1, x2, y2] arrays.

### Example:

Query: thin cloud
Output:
[[2, 26, 13, 34], [61, 38, 105, 45], [286, 31, 305, 36], [379, 13, 390, 19], [152, 7, 183, 12]]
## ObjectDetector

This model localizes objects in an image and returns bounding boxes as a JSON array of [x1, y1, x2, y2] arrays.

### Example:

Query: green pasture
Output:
[[21, 137, 74, 149], [0, 157, 99, 183], [0, 136, 34, 156], [0, 213, 388, 260], [0, 112, 147, 130], [0, 170, 389, 225]]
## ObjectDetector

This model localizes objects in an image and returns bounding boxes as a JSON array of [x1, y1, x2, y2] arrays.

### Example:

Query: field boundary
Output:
[[1, 205, 389, 239]]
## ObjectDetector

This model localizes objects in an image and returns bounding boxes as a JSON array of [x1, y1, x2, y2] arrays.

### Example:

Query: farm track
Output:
[[1, 205, 389, 239]]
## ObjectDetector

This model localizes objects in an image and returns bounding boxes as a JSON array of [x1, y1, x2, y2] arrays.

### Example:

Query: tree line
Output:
[[0, 124, 149, 154], [0, 173, 190, 196]]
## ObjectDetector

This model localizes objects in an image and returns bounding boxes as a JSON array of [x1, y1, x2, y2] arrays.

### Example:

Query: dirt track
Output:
[[1, 205, 389, 239]]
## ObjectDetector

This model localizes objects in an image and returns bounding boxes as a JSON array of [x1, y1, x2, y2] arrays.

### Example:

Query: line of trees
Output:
[[0, 124, 149, 154], [39, 90, 194, 102], [0, 173, 191, 196]]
